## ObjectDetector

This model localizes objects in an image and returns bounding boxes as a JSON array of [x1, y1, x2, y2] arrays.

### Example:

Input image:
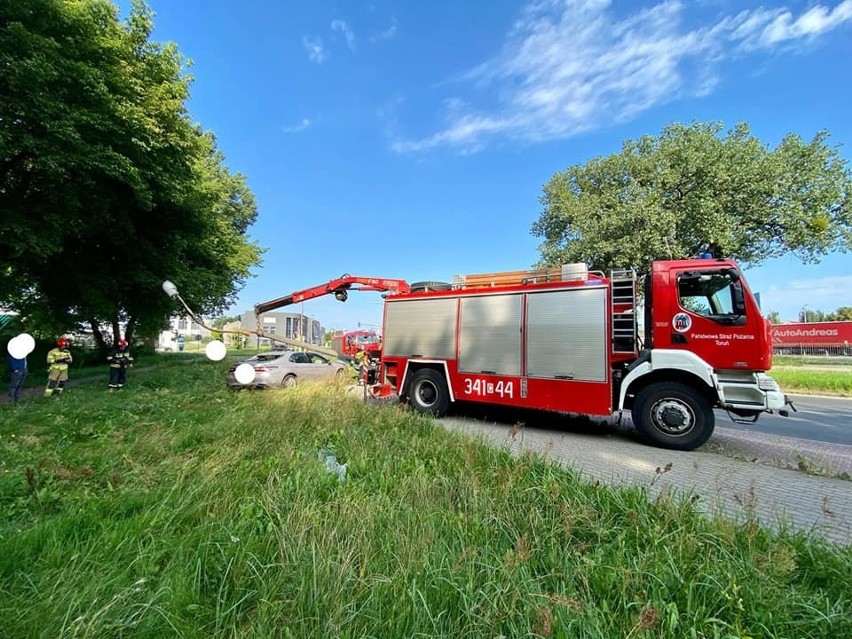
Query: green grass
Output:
[[770, 367, 852, 395], [773, 355, 852, 367], [1, 362, 850, 638], [770, 355, 852, 396]]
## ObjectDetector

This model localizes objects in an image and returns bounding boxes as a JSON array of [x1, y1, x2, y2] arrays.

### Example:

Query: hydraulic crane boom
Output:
[[253, 275, 411, 315], [250, 274, 411, 355]]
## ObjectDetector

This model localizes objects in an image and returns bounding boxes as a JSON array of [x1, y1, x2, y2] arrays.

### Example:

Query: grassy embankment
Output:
[[1, 361, 850, 638], [770, 356, 852, 396]]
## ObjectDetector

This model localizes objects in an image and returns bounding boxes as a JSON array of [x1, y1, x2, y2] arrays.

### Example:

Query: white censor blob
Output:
[[7, 333, 35, 359], [205, 339, 227, 361], [234, 363, 256, 385], [18, 333, 36, 355], [6, 336, 24, 359]]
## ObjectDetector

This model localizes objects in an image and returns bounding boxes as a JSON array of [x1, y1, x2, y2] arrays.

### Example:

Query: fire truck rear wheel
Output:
[[632, 382, 714, 451], [409, 369, 450, 417]]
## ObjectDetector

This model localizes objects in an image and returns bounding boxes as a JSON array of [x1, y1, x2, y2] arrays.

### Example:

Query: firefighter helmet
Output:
[[57, 338, 68, 348], [118, 339, 128, 348]]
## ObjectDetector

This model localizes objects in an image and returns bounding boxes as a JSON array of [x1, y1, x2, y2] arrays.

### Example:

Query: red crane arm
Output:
[[253, 275, 411, 316]]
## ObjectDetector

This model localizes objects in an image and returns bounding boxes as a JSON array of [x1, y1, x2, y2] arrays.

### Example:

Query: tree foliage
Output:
[[830, 307, 852, 321], [0, 0, 262, 346], [765, 311, 781, 325], [798, 307, 852, 322], [532, 122, 852, 274]]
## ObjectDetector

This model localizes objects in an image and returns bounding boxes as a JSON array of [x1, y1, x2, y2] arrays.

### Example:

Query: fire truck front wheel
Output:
[[409, 369, 450, 417], [631, 382, 714, 451]]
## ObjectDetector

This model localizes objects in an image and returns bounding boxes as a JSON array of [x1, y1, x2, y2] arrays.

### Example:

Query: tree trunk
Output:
[[89, 318, 109, 351], [125, 316, 136, 345], [111, 317, 121, 347]]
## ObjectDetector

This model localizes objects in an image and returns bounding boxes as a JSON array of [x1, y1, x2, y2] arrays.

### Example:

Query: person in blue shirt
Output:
[[7, 351, 27, 402]]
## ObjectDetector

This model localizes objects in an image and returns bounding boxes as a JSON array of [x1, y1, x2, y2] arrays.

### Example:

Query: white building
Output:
[[156, 316, 213, 351]]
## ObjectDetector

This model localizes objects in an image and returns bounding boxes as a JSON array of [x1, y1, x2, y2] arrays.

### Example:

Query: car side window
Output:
[[310, 354, 327, 364], [290, 352, 309, 364]]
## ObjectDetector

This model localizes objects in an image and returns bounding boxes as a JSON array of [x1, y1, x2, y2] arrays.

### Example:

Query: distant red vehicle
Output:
[[331, 330, 382, 361], [771, 321, 852, 355]]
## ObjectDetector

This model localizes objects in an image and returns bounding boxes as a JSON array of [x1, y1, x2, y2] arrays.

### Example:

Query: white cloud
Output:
[[726, 0, 852, 49], [281, 118, 312, 134], [331, 19, 357, 52], [302, 35, 328, 63], [394, 0, 852, 153], [373, 17, 398, 41]]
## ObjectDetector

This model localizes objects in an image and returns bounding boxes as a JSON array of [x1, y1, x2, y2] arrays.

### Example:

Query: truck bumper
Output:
[[715, 372, 786, 413]]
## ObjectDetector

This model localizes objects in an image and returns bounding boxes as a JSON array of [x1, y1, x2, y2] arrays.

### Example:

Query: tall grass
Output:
[[1, 362, 850, 638]]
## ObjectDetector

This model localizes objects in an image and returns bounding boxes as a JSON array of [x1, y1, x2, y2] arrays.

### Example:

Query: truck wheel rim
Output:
[[416, 381, 437, 407], [650, 399, 694, 436]]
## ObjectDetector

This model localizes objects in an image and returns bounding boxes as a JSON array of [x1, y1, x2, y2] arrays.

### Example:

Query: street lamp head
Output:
[[162, 280, 180, 299]]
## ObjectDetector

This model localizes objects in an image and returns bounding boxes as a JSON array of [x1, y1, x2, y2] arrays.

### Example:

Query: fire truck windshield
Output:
[[677, 270, 746, 325]]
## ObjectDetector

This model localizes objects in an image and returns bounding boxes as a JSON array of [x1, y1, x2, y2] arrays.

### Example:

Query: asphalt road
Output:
[[440, 392, 852, 448], [717, 394, 852, 445]]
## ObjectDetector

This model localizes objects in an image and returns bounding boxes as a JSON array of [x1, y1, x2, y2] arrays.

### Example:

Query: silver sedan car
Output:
[[227, 350, 349, 389]]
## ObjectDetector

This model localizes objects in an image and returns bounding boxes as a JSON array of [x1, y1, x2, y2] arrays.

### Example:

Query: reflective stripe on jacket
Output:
[[107, 350, 133, 368], [47, 348, 72, 370]]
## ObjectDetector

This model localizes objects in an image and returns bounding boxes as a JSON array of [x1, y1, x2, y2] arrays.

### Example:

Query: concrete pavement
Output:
[[437, 416, 852, 546]]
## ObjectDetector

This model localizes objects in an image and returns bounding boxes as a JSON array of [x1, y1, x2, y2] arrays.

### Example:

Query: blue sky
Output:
[[119, 0, 851, 329]]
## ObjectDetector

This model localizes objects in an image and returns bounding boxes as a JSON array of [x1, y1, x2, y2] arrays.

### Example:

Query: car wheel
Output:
[[631, 382, 714, 450], [281, 374, 297, 389], [408, 369, 450, 416]]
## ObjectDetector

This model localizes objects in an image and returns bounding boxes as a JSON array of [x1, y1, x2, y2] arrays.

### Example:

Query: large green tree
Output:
[[0, 0, 262, 347], [532, 122, 852, 273]]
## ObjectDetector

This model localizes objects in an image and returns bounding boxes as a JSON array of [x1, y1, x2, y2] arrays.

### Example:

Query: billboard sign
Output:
[[771, 321, 852, 346]]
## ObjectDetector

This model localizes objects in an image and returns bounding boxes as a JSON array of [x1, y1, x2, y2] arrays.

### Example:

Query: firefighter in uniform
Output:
[[353, 347, 377, 385], [107, 339, 134, 390], [352, 348, 368, 385], [45, 337, 72, 397]]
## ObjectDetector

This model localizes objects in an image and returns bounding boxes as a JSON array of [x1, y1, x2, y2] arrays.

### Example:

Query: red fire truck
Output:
[[244, 259, 790, 450], [331, 330, 382, 361]]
